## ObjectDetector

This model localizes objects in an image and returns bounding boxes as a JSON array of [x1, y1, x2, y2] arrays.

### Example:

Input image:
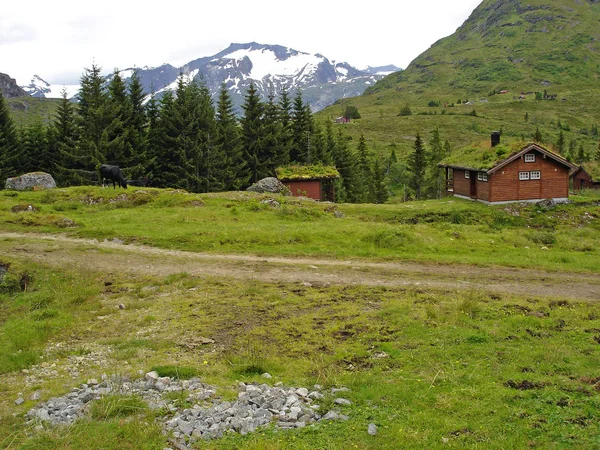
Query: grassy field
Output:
[[1, 187, 600, 449]]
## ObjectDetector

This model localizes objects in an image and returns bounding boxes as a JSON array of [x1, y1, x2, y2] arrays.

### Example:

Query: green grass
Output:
[[1, 186, 599, 272], [0, 261, 599, 449], [0, 187, 599, 448]]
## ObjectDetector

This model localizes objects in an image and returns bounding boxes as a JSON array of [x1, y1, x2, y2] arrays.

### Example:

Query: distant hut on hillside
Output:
[[571, 162, 600, 190], [276, 165, 340, 202]]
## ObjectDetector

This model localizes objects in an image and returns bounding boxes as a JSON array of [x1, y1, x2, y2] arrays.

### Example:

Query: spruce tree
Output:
[[144, 91, 161, 185], [311, 121, 329, 164], [0, 91, 22, 180], [278, 86, 293, 164], [576, 143, 586, 164], [52, 89, 79, 185], [409, 133, 426, 200], [21, 120, 50, 174], [533, 127, 543, 143], [76, 64, 108, 183], [151, 90, 178, 188], [331, 129, 358, 203], [104, 69, 130, 165], [290, 90, 313, 163], [215, 83, 247, 190], [126, 70, 149, 179], [372, 157, 389, 204], [427, 127, 445, 199], [355, 133, 372, 202], [555, 130, 565, 155], [260, 88, 282, 174], [240, 82, 265, 184]]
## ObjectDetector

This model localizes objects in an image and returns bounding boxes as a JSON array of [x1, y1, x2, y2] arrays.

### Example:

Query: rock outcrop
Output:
[[0, 73, 28, 98], [5, 172, 57, 190], [246, 177, 289, 194]]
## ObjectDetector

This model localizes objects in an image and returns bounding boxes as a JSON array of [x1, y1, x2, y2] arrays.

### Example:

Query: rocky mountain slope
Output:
[[22, 42, 399, 112], [0, 73, 28, 98]]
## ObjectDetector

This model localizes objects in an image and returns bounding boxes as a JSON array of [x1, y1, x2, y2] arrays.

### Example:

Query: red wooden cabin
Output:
[[439, 134, 577, 204], [276, 165, 340, 202], [571, 163, 600, 190]]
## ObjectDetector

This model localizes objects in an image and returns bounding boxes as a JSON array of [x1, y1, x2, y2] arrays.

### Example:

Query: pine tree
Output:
[[260, 88, 281, 175], [240, 82, 266, 184], [372, 157, 389, 204], [144, 90, 161, 185], [277, 86, 293, 165], [151, 90, 178, 188], [51, 89, 79, 185], [409, 133, 427, 200], [311, 121, 328, 164], [76, 64, 108, 183], [555, 130, 565, 155], [126, 70, 149, 179], [427, 127, 445, 199], [104, 69, 130, 165], [0, 92, 22, 180], [331, 129, 358, 202], [215, 83, 247, 190], [355, 133, 372, 202], [576, 143, 586, 164], [533, 127, 543, 143], [21, 120, 50, 174], [290, 90, 313, 163]]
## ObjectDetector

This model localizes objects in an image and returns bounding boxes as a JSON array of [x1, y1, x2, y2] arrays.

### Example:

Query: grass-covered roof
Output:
[[276, 165, 340, 181], [581, 161, 600, 181], [439, 140, 530, 171], [439, 140, 571, 172]]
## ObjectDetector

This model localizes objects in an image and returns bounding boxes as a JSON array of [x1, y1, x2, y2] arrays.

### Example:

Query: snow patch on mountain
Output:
[[21, 75, 79, 99], [224, 48, 324, 80]]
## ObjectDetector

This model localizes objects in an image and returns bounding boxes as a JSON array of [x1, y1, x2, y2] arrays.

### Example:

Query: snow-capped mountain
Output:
[[22, 42, 401, 112], [21, 75, 79, 99]]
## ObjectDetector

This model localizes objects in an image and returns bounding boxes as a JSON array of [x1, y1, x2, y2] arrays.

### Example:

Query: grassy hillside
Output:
[[317, 0, 600, 168], [1, 188, 599, 449], [6, 97, 61, 127]]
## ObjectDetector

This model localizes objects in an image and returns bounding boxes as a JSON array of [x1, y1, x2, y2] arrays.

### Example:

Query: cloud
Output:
[[0, 19, 36, 45]]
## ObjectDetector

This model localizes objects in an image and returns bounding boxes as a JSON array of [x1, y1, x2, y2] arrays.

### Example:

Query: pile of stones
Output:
[[26, 372, 351, 444]]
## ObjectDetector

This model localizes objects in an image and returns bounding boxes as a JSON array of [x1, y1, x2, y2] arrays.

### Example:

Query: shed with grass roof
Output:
[[571, 162, 600, 190], [439, 133, 577, 204], [276, 165, 340, 201]]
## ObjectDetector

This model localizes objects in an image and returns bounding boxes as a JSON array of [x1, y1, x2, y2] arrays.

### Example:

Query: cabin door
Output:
[[470, 172, 477, 198]]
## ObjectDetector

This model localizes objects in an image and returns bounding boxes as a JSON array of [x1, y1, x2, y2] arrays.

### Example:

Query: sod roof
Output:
[[439, 140, 575, 173], [580, 161, 600, 181], [276, 165, 340, 181]]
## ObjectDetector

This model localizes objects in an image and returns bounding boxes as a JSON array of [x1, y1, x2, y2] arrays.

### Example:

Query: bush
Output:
[[398, 104, 412, 116]]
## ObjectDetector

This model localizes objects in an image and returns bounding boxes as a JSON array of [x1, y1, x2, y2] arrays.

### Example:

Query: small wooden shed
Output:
[[276, 165, 340, 202], [571, 162, 600, 190], [439, 135, 577, 204]]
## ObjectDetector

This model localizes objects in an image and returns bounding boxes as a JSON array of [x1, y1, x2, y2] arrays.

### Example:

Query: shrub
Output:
[[398, 104, 412, 116]]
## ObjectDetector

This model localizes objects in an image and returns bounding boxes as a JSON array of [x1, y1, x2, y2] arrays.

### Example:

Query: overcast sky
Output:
[[1, 0, 482, 86]]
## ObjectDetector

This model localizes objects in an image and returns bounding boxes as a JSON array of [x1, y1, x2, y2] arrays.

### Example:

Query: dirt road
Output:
[[1, 231, 599, 300]]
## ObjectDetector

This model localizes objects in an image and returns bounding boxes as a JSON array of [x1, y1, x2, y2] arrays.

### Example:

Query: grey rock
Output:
[[334, 398, 352, 406], [6, 172, 56, 191], [30, 391, 42, 401], [145, 371, 159, 383], [261, 372, 272, 379], [368, 423, 378, 435], [246, 177, 288, 194], [15, 397, 25, 405]]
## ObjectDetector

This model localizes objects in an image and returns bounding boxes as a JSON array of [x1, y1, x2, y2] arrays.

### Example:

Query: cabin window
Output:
[[464, 171, 470, 179], [477, 172, 483, 181], [530, 171, 541, 180], [482, 173, 488, 182], [524, 153, 535, 163], [519, 171, 530, 180]]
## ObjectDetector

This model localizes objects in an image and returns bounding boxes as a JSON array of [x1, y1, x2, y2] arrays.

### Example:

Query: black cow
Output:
[[100, 164, 128, 189]]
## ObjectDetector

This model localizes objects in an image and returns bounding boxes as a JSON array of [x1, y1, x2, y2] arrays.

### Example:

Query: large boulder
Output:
[[5, 172, 57, 190], [246, 177, 289, 194]]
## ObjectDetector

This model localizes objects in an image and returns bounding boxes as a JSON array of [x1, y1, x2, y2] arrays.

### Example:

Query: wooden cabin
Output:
[[571, 162, 600, 190], [276, 165, 340, 202], [439, 134, 577, 204]]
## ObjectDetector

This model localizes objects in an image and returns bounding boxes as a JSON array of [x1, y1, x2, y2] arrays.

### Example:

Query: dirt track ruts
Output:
[[1, 232, 599, 301]]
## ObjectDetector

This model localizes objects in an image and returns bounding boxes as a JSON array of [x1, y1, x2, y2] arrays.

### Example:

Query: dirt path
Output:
[[1, 231, 599, 300]]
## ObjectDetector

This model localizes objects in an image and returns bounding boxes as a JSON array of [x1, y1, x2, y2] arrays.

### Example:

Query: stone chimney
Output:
[[491, 131, 501, 147]]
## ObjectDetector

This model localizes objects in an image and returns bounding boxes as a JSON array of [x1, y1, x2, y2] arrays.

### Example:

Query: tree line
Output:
[[0, 65, 392, 203]]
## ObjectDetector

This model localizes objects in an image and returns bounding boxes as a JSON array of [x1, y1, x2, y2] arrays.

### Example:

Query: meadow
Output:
[[1, 187, 599, 449]]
